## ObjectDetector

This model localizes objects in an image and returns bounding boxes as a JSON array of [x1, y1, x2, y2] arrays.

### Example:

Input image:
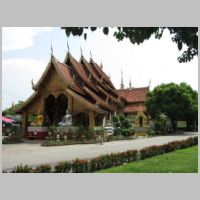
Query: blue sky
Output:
[[2, 27, 198, 110]]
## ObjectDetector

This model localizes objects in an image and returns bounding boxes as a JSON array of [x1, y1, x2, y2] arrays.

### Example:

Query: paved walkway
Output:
[[2, 132, 198, 170]]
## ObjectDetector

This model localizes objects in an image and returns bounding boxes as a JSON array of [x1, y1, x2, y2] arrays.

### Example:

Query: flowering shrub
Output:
[[54, 161, 72, 173], [34, 164, 51, 173], [11, 164, 33, 173], [140, 137, 198, 159], [7, 137, 197, 173], [72, 159, 89, 173]]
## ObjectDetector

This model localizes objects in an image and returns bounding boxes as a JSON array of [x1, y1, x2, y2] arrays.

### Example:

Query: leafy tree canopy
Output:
[[2, 101, 24, 116], [146, 82, 198, 126], [61, 27, 198, 63]]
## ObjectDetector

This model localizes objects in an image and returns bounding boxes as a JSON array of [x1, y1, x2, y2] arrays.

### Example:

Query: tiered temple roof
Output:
[[117, 87, 149, 114], [17, 52, 123, 114]]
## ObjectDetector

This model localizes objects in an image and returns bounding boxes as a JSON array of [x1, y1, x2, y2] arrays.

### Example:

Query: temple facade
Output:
[[16, 51, 149, 136], [117, 87, 149, 131]]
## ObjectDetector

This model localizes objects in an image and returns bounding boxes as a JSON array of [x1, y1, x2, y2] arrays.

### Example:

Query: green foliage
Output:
[[61, 27, 198, 63], [54, 161, 72, 173], [11, 165, 33, 173], [98, 146, 198, 173], [94, 126, 105, 135], [77, 126, 85, 139], [2, 124, 23, 144], [72, 159, 89, 173], [2, 136, 23, 144], [112, 114, 134, 136], [154, 117, 167, 134], [2, 101, 24, 116], [34, 164, 51, 173], [7, 137, 197, 173], [146, 82, 198, 129], [148, 128, 156, 136], [140, 137, 198, 160]]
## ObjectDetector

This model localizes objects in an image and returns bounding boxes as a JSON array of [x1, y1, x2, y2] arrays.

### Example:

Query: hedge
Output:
[[6, 136, 198, 173]]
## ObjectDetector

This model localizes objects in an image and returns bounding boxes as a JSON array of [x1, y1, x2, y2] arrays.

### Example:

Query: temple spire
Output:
[[149, 78, 151, 88], [50, 40, 53, 56], [100, 60, 103, 68], [80, 46, 83, 57], [67, 40, 70, 53], [120, 69, 124, 89], [90, 51, 92, 60], [129, 76, 132, 89]]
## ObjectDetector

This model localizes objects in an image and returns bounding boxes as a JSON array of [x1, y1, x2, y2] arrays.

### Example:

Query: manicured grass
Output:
[[98, 146, 198, 173]]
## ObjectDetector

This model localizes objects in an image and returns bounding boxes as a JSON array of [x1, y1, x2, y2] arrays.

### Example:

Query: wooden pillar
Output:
[[42, 96, 46, 126], [68, 96, 73, 115], [103, 116, 106, 127], [89, 111, 95, 128], [22, 112, 28, 137]]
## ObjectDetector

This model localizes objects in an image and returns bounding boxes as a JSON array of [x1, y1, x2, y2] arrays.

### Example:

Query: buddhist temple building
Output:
[[117, 87, 149, 130], [16, 50, 149, 136], [16, 51, 125, 136]]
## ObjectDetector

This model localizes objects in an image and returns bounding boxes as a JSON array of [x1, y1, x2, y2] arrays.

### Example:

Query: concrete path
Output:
[[2, 132, 198, 170]]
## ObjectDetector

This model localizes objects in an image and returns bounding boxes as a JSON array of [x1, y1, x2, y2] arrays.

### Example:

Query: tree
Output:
[[61, 27, 198, 63], [2, 101, 24, 116], [146, 82, 198, 130]]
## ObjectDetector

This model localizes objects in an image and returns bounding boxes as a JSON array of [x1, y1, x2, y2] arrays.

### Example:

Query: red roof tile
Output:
[[123, 104, 146, 113], [90, 60, 116, 90], [117, 87, 149, 103], [56, 62, 84, 95], [83, 86, 115, 111]]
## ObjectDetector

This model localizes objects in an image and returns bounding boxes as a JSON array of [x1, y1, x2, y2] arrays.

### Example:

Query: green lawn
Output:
[[98, 146, 198, 173]]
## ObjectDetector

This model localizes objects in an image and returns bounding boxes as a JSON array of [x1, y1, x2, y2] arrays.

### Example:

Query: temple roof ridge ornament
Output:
[[148, 78, 151, 88], [67, 40, 70, 53], [100, 60, 103, 69], [31, 79, 36, 91], [129, 76, 132, 89], [50, 40, 55, 60], [90, 50, 93, 62], [120, 68, 124, 89], [80, 46, 83, 57]]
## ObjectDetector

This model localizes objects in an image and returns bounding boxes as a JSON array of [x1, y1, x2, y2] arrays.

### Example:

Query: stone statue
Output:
[[58, 110, 72, 127]]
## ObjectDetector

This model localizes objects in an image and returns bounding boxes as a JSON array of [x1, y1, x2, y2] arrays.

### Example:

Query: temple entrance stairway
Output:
[[104, 120, 114, 135]]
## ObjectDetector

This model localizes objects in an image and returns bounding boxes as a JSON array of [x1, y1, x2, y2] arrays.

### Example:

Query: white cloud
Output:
[[2, 27, 52, 52], [2, 58, 49, 109]]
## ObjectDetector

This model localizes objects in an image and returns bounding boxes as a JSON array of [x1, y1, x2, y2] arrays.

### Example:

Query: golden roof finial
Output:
[[67, 40, 70, 52], [149, 78, 151, 87], [90, 51, 93, 61], [100, 60, 103, 68], [129, 76, 132, 89], [50, 40, 53, 56], [120, 69, 124, 89], [80, 46, 83, 57]]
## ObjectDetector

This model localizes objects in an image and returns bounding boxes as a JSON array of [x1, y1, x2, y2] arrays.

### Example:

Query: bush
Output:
[[154, 117, 168, 135], [84, 128, 95, 140], [140, 145, 165, 159], [126, 150, 138, 162], [34, 164, 51, 173], [7, 137, 198, 173], [148, 128, 156, 136], [113, 114, 133, 136], [72, 159, 89, 173], [77, 126, 85, 139], [140, 137, 198, 159], [11, 164, 33, 173], [112, 115, 119, 123], [54, 161, 72, 173], [2, 136, 23, 144]]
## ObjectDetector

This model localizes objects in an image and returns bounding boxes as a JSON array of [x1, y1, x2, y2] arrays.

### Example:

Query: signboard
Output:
[[177, 121, 187, 128]]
